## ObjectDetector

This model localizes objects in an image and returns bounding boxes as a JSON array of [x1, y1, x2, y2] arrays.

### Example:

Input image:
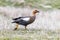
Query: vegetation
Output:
[[0, 0, 60, 9], [0, 29, 60, 40]]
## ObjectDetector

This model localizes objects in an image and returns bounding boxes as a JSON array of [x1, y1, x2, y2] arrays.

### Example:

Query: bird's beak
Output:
[[37, 11, 39, 13]]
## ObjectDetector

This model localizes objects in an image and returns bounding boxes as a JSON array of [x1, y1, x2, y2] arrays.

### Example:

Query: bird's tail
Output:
[[12, 21, 16, 23]]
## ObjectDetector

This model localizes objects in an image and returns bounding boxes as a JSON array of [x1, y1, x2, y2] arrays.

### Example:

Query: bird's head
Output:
[[32, 10, 39, 16]]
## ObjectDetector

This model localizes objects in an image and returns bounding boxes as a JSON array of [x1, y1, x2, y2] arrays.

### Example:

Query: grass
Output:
[[0, 0, 60, 40], [0, 29, 60, 40], [0, 0, 60, 9]]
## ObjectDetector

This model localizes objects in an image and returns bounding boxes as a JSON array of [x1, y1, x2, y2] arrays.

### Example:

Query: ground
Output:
[[0, 29, 60, 40]]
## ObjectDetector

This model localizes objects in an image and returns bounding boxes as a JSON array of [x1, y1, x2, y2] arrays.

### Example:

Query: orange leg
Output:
[[14, 24, 19, 30]]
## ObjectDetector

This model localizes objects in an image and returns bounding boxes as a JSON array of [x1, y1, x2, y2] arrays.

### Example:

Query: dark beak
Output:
[[37, 11, 39, 13]]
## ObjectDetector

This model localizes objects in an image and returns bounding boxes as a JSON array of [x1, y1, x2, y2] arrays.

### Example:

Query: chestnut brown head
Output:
[[33, 10, 39, 15]]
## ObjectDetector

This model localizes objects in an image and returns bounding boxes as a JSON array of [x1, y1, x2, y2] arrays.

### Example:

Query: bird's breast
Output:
[[29, 16, 36, 23]]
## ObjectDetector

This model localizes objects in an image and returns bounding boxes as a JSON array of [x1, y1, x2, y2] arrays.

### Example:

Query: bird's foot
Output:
[[14, 28, 18, 30], [25, 28, 28, 30]]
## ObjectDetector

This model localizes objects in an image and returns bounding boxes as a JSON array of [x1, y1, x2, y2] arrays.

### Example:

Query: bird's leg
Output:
[[14, 24, 19, 30], [25, 26, 27, 30]]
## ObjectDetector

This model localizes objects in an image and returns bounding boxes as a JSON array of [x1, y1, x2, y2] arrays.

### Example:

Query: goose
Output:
[[12, 10, 39, 30]]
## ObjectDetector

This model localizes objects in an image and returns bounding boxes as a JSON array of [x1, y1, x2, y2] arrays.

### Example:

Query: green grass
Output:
[[0, 29, 60, 40]]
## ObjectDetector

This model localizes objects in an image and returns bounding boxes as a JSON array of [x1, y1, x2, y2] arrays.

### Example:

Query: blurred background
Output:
[[0, 0, 60, 40]]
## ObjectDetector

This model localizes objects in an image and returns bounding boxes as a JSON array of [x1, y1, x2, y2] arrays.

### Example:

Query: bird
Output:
[[12, 10, 39, 30]]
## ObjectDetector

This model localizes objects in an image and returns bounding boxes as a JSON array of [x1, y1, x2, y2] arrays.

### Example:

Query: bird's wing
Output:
[[13, 17, 23, 20], [21, 17, 30, 21], [13, 16, 30, 22], [12, 17, 30, 23], [13, 16, 31, 21]]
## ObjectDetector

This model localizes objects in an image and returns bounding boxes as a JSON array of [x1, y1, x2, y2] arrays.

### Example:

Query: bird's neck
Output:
[[32, 14, 36, 18], [32, 13, 36, 16]]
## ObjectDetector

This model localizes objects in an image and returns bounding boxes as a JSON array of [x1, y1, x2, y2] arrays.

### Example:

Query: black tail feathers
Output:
[[12, 21, 16, 23]]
